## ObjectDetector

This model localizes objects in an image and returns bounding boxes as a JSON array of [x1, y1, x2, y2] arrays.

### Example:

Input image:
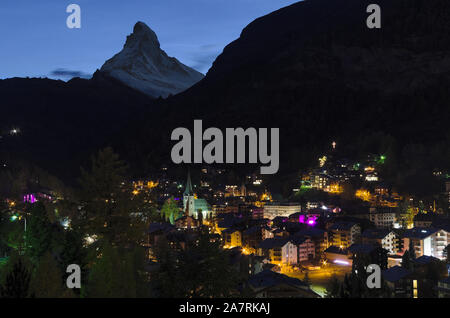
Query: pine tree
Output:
[[84, 242, 145, 297], [0, 257, 32, 298], [25, 202, 54, 264], [325, 274, 340, 298], [401, 250, 411, 270], [161, 197, 180, 225], [152, 230, 241, 297], [78, 147, 149, 247], [29, 252, 65, 298]]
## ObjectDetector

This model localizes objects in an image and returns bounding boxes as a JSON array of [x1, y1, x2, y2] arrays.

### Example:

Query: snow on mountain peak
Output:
[[99, 22, 204, 98]]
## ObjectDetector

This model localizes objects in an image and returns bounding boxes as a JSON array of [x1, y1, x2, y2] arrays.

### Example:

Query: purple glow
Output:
[[334, 260, 350, 265], [299, 214, 318, 226], [24, 194, 37, 204]]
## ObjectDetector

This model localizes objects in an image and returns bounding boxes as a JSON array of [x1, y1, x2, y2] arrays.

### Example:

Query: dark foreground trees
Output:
[[151, 229, 241, 297]]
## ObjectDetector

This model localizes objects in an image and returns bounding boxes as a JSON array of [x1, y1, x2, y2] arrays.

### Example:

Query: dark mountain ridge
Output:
[[0, 75, 152, 182], [1, 0, 450, 197], [119, 0, 450, 193]]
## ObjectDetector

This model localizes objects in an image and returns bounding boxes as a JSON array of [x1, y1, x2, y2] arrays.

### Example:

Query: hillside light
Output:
[[10, 214, 26, 232]]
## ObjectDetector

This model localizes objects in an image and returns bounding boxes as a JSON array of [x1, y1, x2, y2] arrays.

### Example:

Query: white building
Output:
[[258, 238, 298, 265], [405, 227, 448, 260], [369, 208, 396, 228], [263, 202, 301, 220], [362, 229, 397, 254]]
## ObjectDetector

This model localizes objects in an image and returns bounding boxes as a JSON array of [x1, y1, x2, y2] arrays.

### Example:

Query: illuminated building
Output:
[[329, 221, 361, 249], [365, 173, 379, 182], [263, 202, 301, 220], [319, 156, 327, 167], [183, 171, 212, 220], [257, 238, 298, 265], [296, 228, 329, 256], [222, 228, 242, 248], [325, 182, 343, 194], [362, 229, 397, 253], [355, 189, 373, 202], [290, 236, 315, 262], [438, 277, 450, 298], [403, 227, 448, 260], [311, 173, 330, 190], [369, 207, 396, 228], [382, 266, 412, 298]]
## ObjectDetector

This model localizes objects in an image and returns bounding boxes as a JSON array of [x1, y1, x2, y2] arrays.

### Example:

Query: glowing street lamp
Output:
[[10, 214, 26, 232]]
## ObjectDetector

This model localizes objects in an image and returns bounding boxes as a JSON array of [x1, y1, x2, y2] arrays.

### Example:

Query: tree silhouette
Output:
[[0, 257, 32, 298]]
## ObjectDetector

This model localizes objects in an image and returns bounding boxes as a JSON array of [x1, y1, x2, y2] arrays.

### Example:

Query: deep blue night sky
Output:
[[0, 0, 298, 80]]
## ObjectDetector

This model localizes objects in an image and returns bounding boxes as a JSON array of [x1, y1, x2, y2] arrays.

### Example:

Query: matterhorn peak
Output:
[[125, 21, 160, 50], [99, 21, 204, 98]]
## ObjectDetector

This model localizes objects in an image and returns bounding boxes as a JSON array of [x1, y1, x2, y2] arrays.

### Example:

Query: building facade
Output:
[[263, 202, 301, 220]]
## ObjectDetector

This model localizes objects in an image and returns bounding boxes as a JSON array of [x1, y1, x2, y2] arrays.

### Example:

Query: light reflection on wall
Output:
[[23, 194, 37, 203], [299, 214, 318, 226]]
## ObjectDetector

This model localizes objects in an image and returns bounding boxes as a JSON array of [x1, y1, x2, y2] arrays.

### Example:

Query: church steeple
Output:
[[184, 169, 194, 196], [183, 169, 195, 217]]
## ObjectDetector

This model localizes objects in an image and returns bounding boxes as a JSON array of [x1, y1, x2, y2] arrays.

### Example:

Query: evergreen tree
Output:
[[0, 256, 32, 298], [325, 274, 340, 298], [152, 230, 241, 297], [84, 241, 146, 297], [161, 197, 180, 225], [57, 229, 87, 279], [78, 147, 150, 247], [84, 242, 123, 297], [401, 250, 411, 270], [25, 202, 54, 264], [29, 252, 65, 298]]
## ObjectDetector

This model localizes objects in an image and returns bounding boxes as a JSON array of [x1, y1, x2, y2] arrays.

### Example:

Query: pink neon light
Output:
[[23, 194, 37, 204], [334, 260, 349, 265]]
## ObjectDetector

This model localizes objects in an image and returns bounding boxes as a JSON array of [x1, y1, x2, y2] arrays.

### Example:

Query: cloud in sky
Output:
[[49, 68, 92, 80], [183, 44, 222, 74]]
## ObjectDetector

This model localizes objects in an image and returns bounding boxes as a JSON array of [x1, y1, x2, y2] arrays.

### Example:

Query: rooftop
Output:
[[258, 238, 290, 249], [362, 228, 392, 239], [349, 243, 376, 254], [330, 221, 358, 231], [248, 270, 309, 290], [382, 266, 411, 283]]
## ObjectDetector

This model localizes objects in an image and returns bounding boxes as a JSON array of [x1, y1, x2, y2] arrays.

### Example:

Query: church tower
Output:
[[183, 170, 195, 217]]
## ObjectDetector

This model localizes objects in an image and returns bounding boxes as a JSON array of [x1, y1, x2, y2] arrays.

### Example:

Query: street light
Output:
[[10, 214, 26, 232]]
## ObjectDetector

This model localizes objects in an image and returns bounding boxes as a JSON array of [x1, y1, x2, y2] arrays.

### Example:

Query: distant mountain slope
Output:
[[98, 22, 204, 98], [0, 75, 151, 182], [1, 0, 450, 195], [119, 0, 450, 193]]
